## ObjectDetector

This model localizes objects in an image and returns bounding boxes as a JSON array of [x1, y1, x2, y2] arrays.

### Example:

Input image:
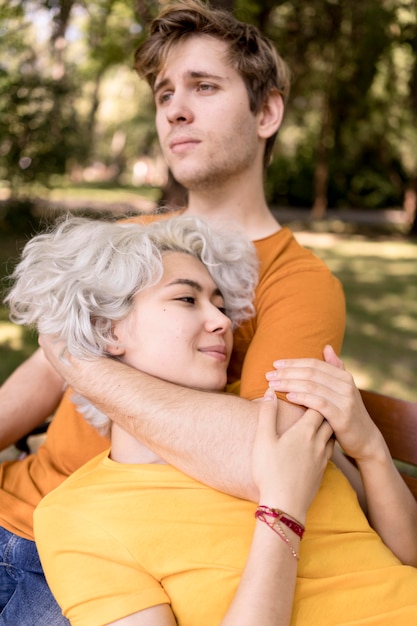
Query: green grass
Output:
[[294, 231, 417, 402], [0, 234, 40, 383], [46, 182, 160, 207]]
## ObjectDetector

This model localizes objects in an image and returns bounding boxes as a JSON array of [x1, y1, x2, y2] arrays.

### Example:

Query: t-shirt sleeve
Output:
[[34, 503, 169, 626], [239, 263, 346, 401]]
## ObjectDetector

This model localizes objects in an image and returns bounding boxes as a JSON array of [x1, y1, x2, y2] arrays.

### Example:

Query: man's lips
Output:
[[169, 137, 200, 153]]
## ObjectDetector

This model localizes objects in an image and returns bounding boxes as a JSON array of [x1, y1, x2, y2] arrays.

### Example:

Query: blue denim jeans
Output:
[[0, 527, 69, 625]]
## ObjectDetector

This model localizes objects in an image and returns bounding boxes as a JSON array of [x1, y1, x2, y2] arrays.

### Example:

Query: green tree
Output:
[[1, 0, 416, 226], [0, 0, 144, 193], [263, 0, 405, 213]]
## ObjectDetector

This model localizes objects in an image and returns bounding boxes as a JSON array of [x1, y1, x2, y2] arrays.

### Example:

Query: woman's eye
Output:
[[176, 297, 195, 305]]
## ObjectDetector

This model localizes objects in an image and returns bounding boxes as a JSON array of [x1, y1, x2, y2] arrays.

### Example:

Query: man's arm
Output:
[[0, 348, 65, 450], [39, 336, 303, 501]]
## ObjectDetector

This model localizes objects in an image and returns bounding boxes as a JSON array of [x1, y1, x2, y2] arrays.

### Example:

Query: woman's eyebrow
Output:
[[167, 278, 202, 292], [166, 278, 223, 298]]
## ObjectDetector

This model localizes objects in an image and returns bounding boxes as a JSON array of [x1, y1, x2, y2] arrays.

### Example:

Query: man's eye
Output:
[[198, 83, 216, 93], [157, 92, 172, 105]]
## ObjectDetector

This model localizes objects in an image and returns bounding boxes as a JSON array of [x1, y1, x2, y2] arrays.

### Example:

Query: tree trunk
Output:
[[311, 96, 332, 219], [409, 214, 417, 237], [404, 177, 417, 238], [50, 0, 75, 80]]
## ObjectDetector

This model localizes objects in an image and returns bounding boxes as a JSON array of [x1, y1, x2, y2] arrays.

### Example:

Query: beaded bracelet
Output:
[[256, 505, 305, 539], [254, 505, 305, 560]]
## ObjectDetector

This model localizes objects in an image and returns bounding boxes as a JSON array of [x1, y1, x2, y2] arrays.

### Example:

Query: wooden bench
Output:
[[360, 389, 417, 500]]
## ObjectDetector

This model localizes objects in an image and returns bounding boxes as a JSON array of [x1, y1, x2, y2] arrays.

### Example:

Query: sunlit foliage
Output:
[[0, 0, 416, 221]]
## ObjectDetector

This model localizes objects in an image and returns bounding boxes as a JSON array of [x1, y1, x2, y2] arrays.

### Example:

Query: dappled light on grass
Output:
[[0, 316, 39, 382], [0, 322, 27, 350], [296, 233, 417, 402]]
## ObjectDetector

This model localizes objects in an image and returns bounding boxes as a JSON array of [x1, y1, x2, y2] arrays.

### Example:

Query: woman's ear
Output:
[[257, 88, 284, 139], [106, 342, 125, 356], [105, 323, 125, 356]]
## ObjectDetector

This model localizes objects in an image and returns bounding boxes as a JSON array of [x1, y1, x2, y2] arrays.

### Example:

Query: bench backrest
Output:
[[360, 389, 417, 500]]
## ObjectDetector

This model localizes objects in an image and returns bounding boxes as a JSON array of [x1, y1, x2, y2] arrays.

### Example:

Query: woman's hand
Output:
[[252, 390, 334, 522], [265, 345, 384, 464]]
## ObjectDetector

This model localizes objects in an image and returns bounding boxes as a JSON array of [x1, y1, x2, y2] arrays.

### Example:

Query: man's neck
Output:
[[185, 181, 281, 241]]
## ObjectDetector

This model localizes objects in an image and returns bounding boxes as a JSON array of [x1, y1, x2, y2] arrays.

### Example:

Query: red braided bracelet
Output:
[[254, 510, 300, 560], [255, 505, 305, 539]]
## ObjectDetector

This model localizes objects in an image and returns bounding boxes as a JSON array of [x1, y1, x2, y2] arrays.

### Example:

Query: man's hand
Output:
[[39, 334, 83, 386]]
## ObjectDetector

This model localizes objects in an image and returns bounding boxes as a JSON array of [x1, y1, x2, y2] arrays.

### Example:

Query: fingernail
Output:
[[265, 371, 279, 380], [263, 388, 276, 401], [268, 380, 282, 390], [272, 359, 285, 368]]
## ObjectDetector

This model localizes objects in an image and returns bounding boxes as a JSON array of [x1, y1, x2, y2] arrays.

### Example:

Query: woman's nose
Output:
[[206, 306, 232, 334]]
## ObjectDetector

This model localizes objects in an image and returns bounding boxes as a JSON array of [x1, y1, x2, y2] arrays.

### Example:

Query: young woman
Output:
[[7, 215, 417, 626]]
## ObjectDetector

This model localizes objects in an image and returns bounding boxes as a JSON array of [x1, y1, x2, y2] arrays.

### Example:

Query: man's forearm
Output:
[[39, 336, 304, 501], [0, 348, 65, 449], [56, 355, 260, 500]]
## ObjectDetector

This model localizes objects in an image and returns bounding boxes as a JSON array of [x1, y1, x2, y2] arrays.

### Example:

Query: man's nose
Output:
[[166, 90, 194, 125]]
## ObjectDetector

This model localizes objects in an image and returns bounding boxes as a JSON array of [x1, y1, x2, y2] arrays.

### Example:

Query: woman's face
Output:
[[111, 252, 233, 392]]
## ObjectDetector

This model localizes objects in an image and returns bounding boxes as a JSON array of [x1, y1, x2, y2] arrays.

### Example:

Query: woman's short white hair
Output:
[[5, 215, 258, 434], [6, 214, 258, 355]]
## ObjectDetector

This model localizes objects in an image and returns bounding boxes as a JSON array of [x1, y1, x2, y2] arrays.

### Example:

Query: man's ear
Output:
[[257, 88, 284, 139]]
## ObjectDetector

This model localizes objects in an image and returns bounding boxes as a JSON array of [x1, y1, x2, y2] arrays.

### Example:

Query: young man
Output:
[[0, 0, 345, 583], [37, 0, 346, 497]]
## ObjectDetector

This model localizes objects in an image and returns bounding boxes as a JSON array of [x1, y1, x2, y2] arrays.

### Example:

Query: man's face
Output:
[[111, 252, 233, 392], [154, 35, 263, 191]]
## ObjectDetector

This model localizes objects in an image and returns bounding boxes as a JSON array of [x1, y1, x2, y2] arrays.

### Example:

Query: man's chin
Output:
[[167, 161, 215, 189], [173, 173, 220, 193]]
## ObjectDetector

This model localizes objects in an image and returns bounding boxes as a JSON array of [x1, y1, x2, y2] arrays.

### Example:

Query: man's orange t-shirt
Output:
[[0, 213, 345, 540]]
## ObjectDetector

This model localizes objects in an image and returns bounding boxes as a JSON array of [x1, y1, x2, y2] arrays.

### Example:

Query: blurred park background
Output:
[[0, 0, 416, 401]]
